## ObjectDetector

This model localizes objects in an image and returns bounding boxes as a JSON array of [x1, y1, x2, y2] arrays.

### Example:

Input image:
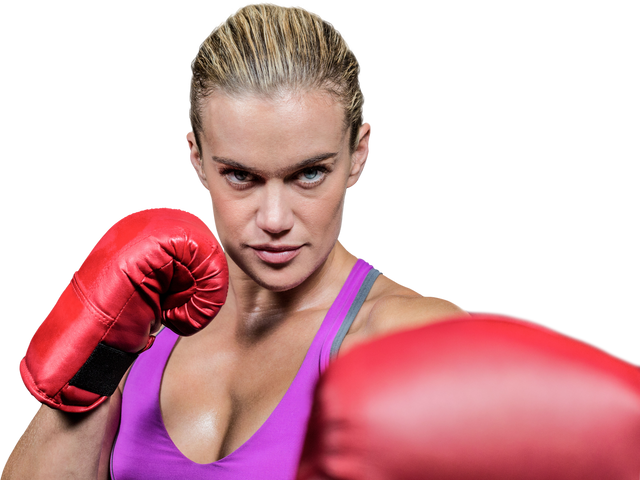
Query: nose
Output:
[[255, 182, 294, 235]]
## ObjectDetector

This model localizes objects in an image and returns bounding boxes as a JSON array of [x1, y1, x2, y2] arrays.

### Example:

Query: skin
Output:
[[161, 89, 467, 463], [2, 88, 466, 478], [185, 89, 373, 318]]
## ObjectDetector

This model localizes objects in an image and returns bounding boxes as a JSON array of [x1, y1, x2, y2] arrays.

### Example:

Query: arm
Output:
[[300, 314, 640, 479], [2, 390, 121, 480], [5, 209, 228, 478]]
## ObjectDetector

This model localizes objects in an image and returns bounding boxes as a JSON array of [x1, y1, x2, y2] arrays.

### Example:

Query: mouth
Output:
[[249, 244, 303, 265]]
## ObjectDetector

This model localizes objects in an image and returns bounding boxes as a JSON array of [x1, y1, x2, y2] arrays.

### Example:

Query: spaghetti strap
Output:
[[330, 268, 380, 359]]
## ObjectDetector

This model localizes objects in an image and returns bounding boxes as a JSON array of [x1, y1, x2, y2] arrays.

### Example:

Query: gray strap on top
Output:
[[330, 268, 381, 359]]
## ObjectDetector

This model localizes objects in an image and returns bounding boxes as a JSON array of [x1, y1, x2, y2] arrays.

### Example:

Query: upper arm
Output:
[[363, 294, 468, 339]]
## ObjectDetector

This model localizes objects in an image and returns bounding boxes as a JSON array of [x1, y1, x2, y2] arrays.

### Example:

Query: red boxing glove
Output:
[[20, 208, 228, 412], [298, 314, 640, 480]]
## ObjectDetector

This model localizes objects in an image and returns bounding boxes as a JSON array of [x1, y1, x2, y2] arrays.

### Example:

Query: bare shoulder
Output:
[[361, 274, 469, 339]]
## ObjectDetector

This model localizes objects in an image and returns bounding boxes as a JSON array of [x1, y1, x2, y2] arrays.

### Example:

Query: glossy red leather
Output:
[[20, 208, 228, 412], [298, 314, 640, 480]]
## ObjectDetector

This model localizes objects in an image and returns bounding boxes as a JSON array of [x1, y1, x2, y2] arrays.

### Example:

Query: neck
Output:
[[223, 242, 356, 338]]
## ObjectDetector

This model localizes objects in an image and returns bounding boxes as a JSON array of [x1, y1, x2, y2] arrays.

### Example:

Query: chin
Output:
[[248, 263, 313, 292], [234, 247, 333, 292]]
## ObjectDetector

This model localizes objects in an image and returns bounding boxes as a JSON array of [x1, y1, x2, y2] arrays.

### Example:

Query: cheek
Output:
[[209, 193, 240, 226], [298, 184, 347, 239], [208, 190, 251, 241]]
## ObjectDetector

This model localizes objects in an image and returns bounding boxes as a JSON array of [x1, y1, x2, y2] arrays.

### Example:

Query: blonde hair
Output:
[[189, 4, 364, 153]]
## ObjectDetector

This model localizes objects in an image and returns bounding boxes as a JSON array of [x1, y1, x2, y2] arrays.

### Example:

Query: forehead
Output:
[[199, 91, 348, 169]]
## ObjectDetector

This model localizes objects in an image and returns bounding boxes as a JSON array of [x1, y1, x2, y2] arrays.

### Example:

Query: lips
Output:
[[249, 244, 303, 264], [251, 243, 301, 252]]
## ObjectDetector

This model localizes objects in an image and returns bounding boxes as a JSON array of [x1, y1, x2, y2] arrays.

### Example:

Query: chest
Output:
[[159, 308, 325, 464], [134, 263, 380, 465]]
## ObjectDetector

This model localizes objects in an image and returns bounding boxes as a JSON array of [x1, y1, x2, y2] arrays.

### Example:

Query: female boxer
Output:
[[3, 5, 465, 479]]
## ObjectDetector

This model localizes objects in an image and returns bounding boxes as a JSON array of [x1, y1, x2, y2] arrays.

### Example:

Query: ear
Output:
[[346, 123, 371, 188], [187, 132, 209, 190]]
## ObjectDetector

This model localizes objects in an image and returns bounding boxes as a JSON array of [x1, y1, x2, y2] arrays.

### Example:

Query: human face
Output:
[[188, 91, 369, 292]]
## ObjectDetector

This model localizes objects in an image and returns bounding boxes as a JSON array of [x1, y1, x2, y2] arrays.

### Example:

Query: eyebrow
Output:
[[210, 152, 338, 177]]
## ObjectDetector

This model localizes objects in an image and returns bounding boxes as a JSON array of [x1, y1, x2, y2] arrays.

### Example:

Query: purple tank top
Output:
[[111, 259, 377, 479]]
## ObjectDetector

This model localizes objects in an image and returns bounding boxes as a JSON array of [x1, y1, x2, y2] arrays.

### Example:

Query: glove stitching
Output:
[[71, 275, 115, 328]]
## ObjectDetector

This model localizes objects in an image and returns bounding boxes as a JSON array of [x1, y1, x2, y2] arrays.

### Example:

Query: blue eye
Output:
[[231, 170, 249, 182], [228, 170, 250, 182], [301, 167, 327, 185], [223, 166, 328, 189], [303, 169, 320, 180]]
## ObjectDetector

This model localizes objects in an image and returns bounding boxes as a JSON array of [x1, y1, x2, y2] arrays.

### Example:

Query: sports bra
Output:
[[111, 259, 380, 479]]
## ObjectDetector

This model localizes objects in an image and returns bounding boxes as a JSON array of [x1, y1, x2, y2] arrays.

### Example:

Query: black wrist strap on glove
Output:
[[69, 342, 139, 396]]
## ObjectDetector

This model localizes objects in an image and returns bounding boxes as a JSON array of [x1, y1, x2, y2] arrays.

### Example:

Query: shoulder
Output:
[[361, 274, 470, 339]]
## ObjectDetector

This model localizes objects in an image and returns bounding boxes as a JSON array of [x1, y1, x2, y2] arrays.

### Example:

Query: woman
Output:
[[3, 5, 464, 479]]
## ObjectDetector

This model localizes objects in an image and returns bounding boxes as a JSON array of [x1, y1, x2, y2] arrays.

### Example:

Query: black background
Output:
[[5, 2, 640, 458]]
